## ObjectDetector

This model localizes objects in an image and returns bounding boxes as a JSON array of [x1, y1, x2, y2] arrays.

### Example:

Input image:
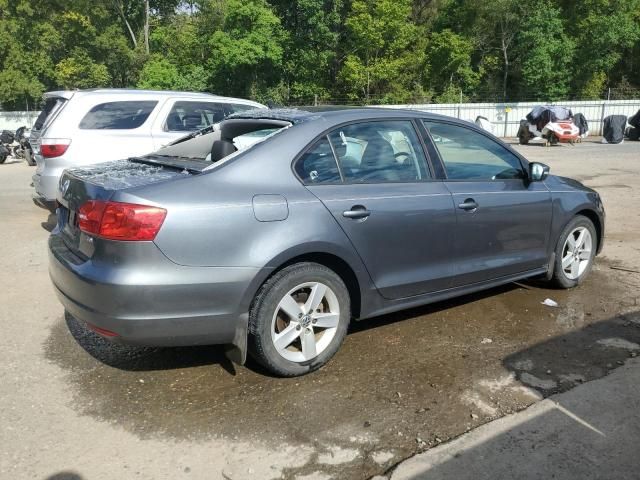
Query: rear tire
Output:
[[248, 262, 351, 377], [24, 148, 35, 166], [550, 216, 597, 289]]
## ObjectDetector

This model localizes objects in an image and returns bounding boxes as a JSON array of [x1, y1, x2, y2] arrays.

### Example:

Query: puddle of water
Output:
[[43, 269, 640, 479]]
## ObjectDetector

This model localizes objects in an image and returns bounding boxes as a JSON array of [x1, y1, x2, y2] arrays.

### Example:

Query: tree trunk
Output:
[[144, 0, 150, 54], [114, 0, 137, 48], [501, 34, 509, 101]]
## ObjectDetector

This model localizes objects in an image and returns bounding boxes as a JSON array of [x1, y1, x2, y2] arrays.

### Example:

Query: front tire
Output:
[[551, 216, 597, 288], [248, 262, 351, 377]]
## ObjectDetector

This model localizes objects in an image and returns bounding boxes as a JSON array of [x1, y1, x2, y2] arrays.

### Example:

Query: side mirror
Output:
[[529, 162, 550, 182]]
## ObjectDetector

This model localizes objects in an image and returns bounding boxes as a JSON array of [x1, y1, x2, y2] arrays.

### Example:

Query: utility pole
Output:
[[144, 0, 150, 54]]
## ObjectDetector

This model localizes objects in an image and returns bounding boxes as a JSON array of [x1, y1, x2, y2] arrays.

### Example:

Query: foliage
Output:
[[207, 0, 285, 98], [426, 29, 480, 98], [515, 1, 575, 101], [339, 0, 423, 103], [55, 50, 111, 88], [0, 0, 639, 109]]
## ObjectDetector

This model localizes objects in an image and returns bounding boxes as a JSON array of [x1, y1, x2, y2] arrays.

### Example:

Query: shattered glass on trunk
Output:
[[65, 159, 191, 190]]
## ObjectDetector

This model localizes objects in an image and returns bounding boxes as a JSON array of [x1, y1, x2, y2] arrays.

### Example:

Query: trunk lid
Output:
[[57, 157, 202, 257]]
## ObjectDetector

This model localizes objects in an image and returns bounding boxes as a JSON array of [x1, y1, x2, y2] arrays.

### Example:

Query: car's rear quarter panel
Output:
[[112, 125, 375, 314]]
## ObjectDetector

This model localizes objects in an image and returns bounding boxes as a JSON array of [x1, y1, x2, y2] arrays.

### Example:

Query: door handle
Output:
[[343, 205, 371, 219], [458, 198, 479, 211]]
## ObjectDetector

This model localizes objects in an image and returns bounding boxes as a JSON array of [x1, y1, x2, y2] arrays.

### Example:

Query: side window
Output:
[[327, 121, 429, 184], [294, 136, 341, 185], [424, 121, 524, 180], [226, 103, 258, 114], [79, 101, 157, 129], [165, 101, 226, 132]]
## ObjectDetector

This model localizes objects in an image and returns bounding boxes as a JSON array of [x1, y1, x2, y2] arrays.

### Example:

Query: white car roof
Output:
[[43, 89, 264, 107]]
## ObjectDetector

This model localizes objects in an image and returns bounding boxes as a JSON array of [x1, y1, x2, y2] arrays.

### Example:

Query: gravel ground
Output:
[[1, 139, 639, 480]]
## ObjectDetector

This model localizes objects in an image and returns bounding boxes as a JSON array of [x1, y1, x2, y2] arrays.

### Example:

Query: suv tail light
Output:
[[41, 138, 71, 158], [78, 200, 167, 241]]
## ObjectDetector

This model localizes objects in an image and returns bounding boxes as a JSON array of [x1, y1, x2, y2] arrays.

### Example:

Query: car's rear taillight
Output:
[[40, 138, 71, 158], [78, 200, 166, 241]]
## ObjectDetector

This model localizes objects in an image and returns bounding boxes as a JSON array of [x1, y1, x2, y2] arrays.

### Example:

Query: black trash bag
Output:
[[0, 144, 9, 164], [602, 115, 627, 144], [629, 109, 640, 129], [0, 130, 15, 144], [627, 127, 640, 141], [573, 113, 589, 136]]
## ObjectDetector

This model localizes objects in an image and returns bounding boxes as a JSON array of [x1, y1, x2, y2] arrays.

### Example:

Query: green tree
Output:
[[425, 29, 480, 101], [269, 0, 345, 102], [563, 0, 640, 93], [515, 2, 575, 100], [55, 50, 111, 88], [137, 55, 180, 89], [339, 0, 423, 103], [207, 0, 285, 98]]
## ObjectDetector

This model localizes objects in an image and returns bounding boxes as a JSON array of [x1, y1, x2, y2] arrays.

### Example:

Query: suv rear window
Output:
[[33, 97, 67, 131], [79, 101, 158, 130]]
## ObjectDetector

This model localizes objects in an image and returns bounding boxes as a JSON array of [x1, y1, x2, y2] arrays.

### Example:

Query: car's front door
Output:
[[423, 120, 553, 287], [297, 120, 457, 300]]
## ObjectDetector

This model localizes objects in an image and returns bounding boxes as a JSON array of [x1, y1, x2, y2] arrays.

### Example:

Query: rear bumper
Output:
[[32, 169, 60, 203], [48, 234, 261, 347], [32, 193, 56, 212]]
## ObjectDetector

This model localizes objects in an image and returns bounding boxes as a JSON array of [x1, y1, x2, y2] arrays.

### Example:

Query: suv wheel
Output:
[[551, 215, 597, 288], [248, 262, 350, 377]]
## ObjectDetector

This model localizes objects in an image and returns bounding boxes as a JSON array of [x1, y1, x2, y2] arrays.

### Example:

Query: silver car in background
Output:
[[31, 89, 265, 210]]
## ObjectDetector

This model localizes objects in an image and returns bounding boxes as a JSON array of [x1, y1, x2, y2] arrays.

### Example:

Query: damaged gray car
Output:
[[49, 108, 605, 376]]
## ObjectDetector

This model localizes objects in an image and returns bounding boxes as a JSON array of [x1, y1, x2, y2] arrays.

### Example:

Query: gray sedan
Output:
[[49, 108, 605, 376]]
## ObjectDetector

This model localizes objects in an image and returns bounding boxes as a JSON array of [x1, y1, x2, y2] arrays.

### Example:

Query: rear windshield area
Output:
[[33, 97, 67, 131], [149, 119, 290, 169], [79, 101, 158, 129]]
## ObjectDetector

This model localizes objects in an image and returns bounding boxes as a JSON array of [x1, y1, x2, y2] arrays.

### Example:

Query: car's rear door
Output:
[[422, 120, 552, 287], [298, 119, 457, 300], [151, 99, 255, 149]]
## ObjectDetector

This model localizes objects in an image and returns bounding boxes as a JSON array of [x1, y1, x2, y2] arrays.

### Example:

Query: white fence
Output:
[[2, 99, 640, 137], [383, 99, 640, 137], [0, 111, 40, 131]]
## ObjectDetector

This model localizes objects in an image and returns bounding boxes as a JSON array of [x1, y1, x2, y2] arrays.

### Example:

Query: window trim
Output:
[[291, 118, 436, 187], [292, 134, 344, 186], [421, 119, 530, 182]]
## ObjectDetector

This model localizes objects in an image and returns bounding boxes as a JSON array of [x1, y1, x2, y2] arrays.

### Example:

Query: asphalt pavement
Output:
[[1, 140, 640, 480]]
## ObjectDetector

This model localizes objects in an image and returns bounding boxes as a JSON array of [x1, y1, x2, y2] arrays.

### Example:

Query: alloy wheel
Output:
[[271, 282, 340, 362], [561, 226, 593, 280]]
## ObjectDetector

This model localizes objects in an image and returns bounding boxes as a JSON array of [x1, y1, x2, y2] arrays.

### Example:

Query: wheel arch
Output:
[[575, 208, 603, 253], [258, 251, 363, 320]]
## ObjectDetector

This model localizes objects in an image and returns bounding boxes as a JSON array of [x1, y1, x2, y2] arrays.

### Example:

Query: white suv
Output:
[[31, 89, 265, 209]]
